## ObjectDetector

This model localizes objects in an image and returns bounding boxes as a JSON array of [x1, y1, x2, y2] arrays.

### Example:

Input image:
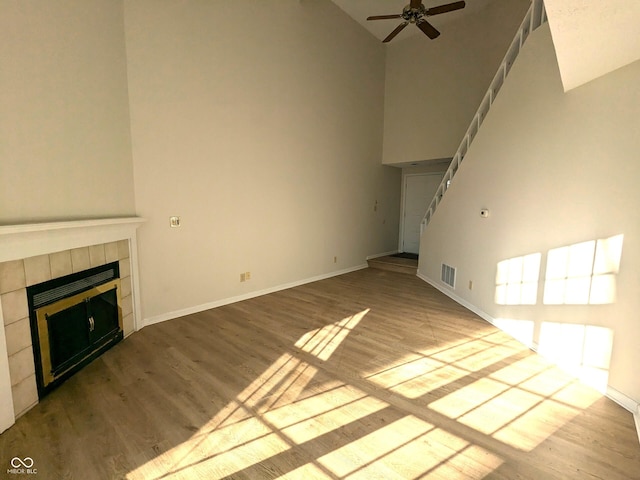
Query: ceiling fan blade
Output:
[[367, 14, 403, 21], [426, 1, 466, 16], [417, 20, 440, 39], [383, 22, 409, 43], [410, 0, 423, 9]]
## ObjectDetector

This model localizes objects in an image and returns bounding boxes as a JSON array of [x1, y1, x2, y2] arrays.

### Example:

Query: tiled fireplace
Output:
[[0, 218, 145, 433]]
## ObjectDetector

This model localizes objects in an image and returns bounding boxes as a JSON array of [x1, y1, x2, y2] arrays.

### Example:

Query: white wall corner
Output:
[[127, 233, 144, 333], [634, 405, 640, 446], [416, 272, 496, 327]]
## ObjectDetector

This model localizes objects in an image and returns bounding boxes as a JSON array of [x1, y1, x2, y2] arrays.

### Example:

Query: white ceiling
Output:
[[331, 0, 495, 43], [544, 0, 640, 91]]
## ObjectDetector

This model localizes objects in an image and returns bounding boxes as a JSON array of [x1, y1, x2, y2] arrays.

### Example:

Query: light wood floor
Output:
[[1, 268, 639, 479]]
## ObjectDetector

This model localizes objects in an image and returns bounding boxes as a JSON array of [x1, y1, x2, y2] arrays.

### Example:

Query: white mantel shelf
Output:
[[0, 217, 145, 236], [0, 217, 146, 263]]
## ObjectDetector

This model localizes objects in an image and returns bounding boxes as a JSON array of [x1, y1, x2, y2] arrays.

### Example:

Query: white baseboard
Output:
[[143, 263, 368, 327], [635, 407, 640, 445], [416, 271, 640, 424], [366, 250, 399, 260], [417, 272, 496, 326], [606, 386, 640, 416]]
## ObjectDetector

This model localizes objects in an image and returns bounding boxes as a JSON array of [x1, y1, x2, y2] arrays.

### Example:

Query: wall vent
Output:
[[441, 263, 456, 288]]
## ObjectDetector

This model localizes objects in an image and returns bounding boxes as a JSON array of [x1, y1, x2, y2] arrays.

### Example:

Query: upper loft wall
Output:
[[382, 0, 530, 165], [0, 0, 136, 223], [545, 0, 640, 91]]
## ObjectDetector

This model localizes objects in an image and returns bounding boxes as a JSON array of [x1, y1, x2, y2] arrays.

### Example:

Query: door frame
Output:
[[399, 172, 444, 253]]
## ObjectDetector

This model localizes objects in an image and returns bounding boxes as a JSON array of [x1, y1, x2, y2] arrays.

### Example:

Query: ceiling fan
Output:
[[367, 0, 466, 43]]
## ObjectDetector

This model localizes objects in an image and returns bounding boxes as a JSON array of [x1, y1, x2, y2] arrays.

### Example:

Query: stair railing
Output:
[[421, 0, 547, 232]]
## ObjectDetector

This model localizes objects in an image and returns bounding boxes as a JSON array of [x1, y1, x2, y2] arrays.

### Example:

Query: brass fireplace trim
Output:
[[35, 278, 122, 387]]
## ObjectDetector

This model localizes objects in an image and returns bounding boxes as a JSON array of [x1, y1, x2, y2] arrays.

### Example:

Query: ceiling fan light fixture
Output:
[[366, 0, 466, 42]]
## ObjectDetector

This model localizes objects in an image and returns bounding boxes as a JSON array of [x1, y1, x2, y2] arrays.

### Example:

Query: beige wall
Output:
[[419, 24, 640, 404], [124, 0, 400, 321], [382, 0, 530, 165], [0, 0, 136, 223]]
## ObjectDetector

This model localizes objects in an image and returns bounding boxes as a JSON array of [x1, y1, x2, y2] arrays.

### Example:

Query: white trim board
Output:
[[635, 407, 640, 446], [416, 272, 640, 424], [366, 250, 398, 260], [144, 263, 368, 327], [399, 172, 444, 254]]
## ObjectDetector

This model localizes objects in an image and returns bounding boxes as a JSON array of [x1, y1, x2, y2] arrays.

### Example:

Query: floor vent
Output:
[[441, 263, 456, 288]]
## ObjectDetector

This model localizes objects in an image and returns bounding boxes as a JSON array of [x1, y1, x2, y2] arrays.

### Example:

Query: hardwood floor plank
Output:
[[1, 268, 638, 479]]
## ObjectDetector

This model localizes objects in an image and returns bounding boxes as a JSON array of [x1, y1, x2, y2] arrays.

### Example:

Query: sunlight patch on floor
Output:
[[127, 414, 291, 479], [316, 418, 502, 480], [488, 355, 552, 385], [365, 331, 527, 399], [459, 387, 543, 435], [277, 463, 335, 479], [428, 354, 601, 452], [430, 378, 511, 418], [295, 309, 369, 361], [492, 399, 580, 451], [264, 386, 389, 444], [367, 360, 469, 399]]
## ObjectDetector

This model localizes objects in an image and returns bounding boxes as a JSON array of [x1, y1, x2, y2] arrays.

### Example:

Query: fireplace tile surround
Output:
[[0, 218, 145, 433]]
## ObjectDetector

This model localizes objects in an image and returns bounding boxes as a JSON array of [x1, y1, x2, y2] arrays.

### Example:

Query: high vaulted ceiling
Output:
[[544, 0, 640, 91], [331, 0, 494, 43], [333, 0, 640, 92]]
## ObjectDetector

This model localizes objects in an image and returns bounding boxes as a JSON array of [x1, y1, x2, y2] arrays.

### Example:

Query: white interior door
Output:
[[402, 173, 443, 254]]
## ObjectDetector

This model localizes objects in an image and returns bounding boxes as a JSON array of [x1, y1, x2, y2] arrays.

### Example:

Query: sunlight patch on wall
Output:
[[295, 308, 369, 361], [495, 253, 541, 305], [492, 318, 535, 347], [538, 322, 613, 392], [543, 234, 623, 305]]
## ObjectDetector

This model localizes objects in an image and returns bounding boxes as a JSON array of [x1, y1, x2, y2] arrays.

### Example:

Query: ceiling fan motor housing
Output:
[[402, 4, 426, 23]]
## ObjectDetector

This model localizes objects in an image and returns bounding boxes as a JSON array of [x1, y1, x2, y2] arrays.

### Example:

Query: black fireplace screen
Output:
[[27, 262, 123, 398]]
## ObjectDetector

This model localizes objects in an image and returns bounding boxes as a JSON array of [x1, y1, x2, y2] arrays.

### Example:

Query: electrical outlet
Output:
[[170, 216, 181, 228], [245, 271, 251, 281], [240, 272, 246, 282], [333, 256, 337, 264], [469, 280, 473, 290]]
